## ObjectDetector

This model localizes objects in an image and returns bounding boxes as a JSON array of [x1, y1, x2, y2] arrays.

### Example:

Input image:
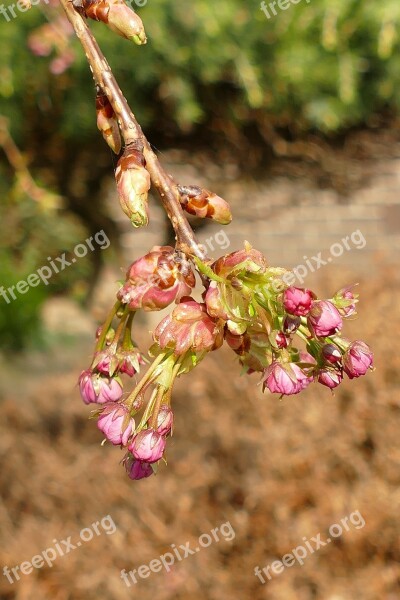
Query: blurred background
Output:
[[0, 0, 399, 598]]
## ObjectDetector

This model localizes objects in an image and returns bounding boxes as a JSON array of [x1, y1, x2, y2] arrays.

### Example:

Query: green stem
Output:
[[95, 300, 122, 353], [125, 352, 166, 410], [148, 385, 166, 429], [122, 312, 136, 350], [134, 387, 158, 433]]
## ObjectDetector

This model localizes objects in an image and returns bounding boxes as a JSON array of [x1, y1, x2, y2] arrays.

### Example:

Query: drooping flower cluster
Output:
[[68, 0, 373, 482], [79, 239, 373, 481]]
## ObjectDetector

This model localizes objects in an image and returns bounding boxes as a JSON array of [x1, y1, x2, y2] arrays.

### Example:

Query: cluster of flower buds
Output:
[[115, 146, 151, 228], [199, 244, 373, 395], [95, 87, 122, 154], [79, 240, 373, 480], [76, 0, 147, 45], [177, 185, 232, 225]]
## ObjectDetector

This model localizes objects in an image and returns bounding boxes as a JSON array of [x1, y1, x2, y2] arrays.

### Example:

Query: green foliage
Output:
[[0, 183, 91, 350], [1, 0, 400, 141], [0, 250, 47, 350]]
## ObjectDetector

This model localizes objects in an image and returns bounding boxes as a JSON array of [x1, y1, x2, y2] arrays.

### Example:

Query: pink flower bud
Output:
[[124, 455, 154, 480], [307, 300, 343, 337], [154, 297, 223, 355], [283, 287, 315, 317], [129, 429, 166, 463], [333, 286, 358, 317], [178, 185, 232, 225], [322, 343, 342, 364], [96, 90, 122, 154], [154, 405, 174, 436], [317, 368, 343, 389], [263, 361, 311, 396], [118, 246, 195, 311], [118, 350, 146, 377], [92, 350, 118, 376], [343, 341, 373, 379], [97, 403, 135, 445], [272, 331, 289, 349], [79, 369, 123, 404], [115, 148, 150, 227]]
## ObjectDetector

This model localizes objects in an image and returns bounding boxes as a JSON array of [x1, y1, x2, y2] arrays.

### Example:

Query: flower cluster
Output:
[[70, 0, 373, 483], [79, 240, 373, 481], [204, 246, 373, 395]]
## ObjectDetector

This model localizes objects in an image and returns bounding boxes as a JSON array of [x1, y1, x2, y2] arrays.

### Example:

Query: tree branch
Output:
[[59, 0, 207, 260]]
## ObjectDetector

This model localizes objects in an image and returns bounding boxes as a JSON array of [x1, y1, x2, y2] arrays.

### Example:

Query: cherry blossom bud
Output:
[[205, 281, 229, 320], [283, 315, 301, 334], [283, 287, 315, 316], [178, 185, 232, 225], [318, 368, 343, 389], [271, 331, 289, 349], [96, 90, 121, 154], [307, 300, 343, 337], [79, 369, 123, 404], [212, 243, 267, 278], [154, 405, 174, 436], [322, 343, 342, 364], [92, 350, 118, 376], [124, 455, 154, 480], [333, 286, 358, 317], [82, 0, 147, 45], [115, 147, 150, 227], [129, 429, 166, 463], [97, 403, 135, 445], [118, 246, 195, 311], [263, 361, 311, 396], [343, 341, 373, 379], [154, 297, 223, 355], [118, 350, 146, 377]]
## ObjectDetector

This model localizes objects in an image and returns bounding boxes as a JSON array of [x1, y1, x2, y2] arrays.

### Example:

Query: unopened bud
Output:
[[115, 147, 151, 228], [178, 185, 232, 225], [82, 0, 147, 45], [96, 89, 122, 154]]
